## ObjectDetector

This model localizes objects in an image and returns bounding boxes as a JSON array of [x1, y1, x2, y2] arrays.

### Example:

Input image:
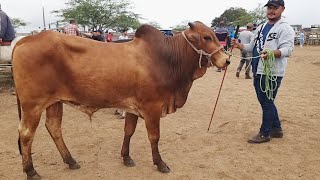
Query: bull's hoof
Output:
[[27, 171, 41, 180], [157, 161, 170, 173], [69, 162, 81, 169], [123, 156, 135, 167]]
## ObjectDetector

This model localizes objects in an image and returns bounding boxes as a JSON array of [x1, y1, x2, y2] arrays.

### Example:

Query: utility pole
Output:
[[42, 0, 46, 29]]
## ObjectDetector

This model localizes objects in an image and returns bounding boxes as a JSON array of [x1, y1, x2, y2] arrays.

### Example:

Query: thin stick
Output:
[[207, 66, 228, 131], [207, 25, 240, 132]]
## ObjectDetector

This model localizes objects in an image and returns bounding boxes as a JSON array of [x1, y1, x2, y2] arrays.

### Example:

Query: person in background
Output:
[[231, 0, 295, 143], [92, 29, 105, 42], [252, 23, 258, 33], [0, 5, 16, 95], [298, 29, 305, 48], [106, 31, 113, 42], [215, 20, 230, 72], [64, 19, 80, 36], [0, 5, 15, 45], [118, 31, 129, 40], [236, 23, 255, 79]]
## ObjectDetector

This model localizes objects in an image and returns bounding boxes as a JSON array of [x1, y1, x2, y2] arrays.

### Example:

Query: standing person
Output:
[[215, 20, 230, 72], [298, 29, 305, 48], [0, 5, 16, 95], [236, 23, 255, 79], [64, 19, 80, 36], [0, 5, 15, 45], [231, 0, 295, 143], [106, 31, 113, 42]]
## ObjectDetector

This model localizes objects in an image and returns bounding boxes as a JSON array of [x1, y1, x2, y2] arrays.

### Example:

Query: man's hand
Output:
[[260, 50, 268, 60], [231, 38, 243, 50], [0, 38, 2, 43], [260, 49, 281, 60]]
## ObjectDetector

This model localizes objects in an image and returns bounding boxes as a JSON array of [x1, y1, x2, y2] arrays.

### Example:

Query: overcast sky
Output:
[[1, 0, 319, 32]]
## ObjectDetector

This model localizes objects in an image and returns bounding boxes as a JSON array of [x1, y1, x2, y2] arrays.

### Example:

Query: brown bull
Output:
[[12, 21, 229, 179]]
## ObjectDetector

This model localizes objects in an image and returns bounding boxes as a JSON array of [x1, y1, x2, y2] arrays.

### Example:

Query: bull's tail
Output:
[[11, 37, 23, 155], [12, 65, 22, 154], [16, 94, 22, 155]]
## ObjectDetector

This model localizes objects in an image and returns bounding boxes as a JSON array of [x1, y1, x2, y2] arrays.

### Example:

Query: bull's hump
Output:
[[135, 25, 164, 40]]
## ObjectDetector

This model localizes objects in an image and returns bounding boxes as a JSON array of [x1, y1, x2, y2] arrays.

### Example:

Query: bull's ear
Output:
[[188, 22, 195, 30]]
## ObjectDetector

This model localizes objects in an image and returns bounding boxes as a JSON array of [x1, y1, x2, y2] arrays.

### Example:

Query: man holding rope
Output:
[[231, 0, 295, 143]]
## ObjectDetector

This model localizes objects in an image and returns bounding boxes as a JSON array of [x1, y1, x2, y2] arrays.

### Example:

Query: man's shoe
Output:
[[248, 133, 270, 143], [114, 109, 120, 115], [217, 68, 222, 72], [270, 128, 283, 138], [245, 75, 252, 79], [236, 71, 240, 77]]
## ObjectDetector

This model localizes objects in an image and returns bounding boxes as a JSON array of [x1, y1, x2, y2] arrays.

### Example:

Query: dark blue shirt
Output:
[[252, 23, 274, 76], [0, 10, 16, 41]]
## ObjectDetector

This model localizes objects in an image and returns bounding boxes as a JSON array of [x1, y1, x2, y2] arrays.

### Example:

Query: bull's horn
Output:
[[188, 22, 195, 29]]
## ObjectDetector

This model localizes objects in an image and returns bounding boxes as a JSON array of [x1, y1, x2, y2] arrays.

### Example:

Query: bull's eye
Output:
[[204, 36, 212, 41]]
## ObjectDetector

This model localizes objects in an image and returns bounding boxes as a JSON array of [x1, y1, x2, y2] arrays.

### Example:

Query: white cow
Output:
[[0, 36, 25, 64]]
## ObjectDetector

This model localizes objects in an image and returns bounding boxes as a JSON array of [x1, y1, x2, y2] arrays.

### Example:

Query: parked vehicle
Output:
[[160, 29, 174, 36]]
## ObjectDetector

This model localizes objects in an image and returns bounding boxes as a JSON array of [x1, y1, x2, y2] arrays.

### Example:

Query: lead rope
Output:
[[260, 48, 277, 101], [224, 50, 260, 72], [225, 48, 277, 100], [181, 31, 223, 68]]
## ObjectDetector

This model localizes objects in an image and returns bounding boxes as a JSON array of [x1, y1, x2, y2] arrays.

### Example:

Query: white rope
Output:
[[224, 50, 262, 60], [181, 31, 223, 68], [225, 50, 262, 72]]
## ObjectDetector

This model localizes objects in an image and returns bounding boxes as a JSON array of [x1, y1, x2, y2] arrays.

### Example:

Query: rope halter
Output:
[[181, 31, 223, 68]]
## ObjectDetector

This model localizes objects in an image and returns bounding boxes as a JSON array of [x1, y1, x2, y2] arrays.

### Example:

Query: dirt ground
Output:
[[1, 46, 320, 180]]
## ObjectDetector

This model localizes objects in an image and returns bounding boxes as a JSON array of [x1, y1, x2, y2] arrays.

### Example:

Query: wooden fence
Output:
[[296, 33, 320, 45]]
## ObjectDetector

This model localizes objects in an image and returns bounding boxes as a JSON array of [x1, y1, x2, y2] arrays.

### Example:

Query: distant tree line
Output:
[[211, 4, 266, 27], [12, 1, 267, 32]]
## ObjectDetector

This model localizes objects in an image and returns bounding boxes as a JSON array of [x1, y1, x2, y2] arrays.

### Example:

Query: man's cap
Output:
[[264, 0, 285, 7], [247, 23, 254, 28]]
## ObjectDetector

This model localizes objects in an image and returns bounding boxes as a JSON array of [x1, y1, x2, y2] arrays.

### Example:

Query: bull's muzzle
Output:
[[226, 59, 231, 65]]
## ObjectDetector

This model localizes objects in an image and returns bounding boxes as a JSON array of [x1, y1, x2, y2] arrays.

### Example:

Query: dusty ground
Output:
[[1, 46, 320, 180]]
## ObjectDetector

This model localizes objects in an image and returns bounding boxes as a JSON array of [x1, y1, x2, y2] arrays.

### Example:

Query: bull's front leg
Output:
[[144, 112, 170, 173], [121, 113, 138, 167]]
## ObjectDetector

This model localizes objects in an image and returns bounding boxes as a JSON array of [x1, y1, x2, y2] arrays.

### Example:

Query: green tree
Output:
[[211, 7, 254, 27], [11, 17, 27, 29], [114, 14, 141, 32], [53, 0, 141, 31], [250, 3, 267, 25]]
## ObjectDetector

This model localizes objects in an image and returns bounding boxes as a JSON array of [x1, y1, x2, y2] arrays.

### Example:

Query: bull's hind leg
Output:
[[45, 102, 80, 169], [144, 109, 170, 173], [121, 112, 138, 167], [19, 109, 42, 180]]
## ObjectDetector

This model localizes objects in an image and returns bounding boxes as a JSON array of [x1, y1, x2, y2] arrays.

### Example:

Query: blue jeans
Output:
[[253, 75, 283, 136]]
